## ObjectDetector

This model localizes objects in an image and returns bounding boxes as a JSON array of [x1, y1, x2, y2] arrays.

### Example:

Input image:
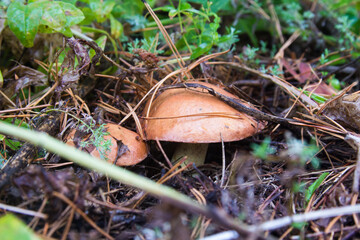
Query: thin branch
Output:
[[255, 204, 360, 231]]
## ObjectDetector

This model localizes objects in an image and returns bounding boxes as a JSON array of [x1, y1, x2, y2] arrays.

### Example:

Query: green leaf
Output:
[[28, 0, 48, 4], [89, 0, 116, 23], [80, 7, 96, 25], [187, 0, 232, 12], [153, 6, 175, 12], [58, 2, 85, 27], [305, 172, 329, 203], [169, 9, 179, 18], [291, 221, 307, 229], [112, 0, 144, 18], [39, 1, 84, 37], [60, 0, 78, 4], [190, 42, 212, 60], [328, 78, 341, 90], [109, 14, 123, 39], [0, 119, 29, 150], [4, 138, 22, 151], [40, 2, 67, 33], [0, 214, 41, 240], [302, 90, 328, 104], [7, 1, 42, 47], [0, 69, 3, 88]]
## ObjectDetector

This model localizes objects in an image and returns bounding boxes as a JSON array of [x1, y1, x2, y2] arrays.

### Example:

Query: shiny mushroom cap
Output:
[[66, 123, 148, 166], [141, 82, 266, 143]]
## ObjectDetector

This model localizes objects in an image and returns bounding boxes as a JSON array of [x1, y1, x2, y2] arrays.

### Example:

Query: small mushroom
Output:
[[141, 82, 266, 166], [65, 123, 148, 166]]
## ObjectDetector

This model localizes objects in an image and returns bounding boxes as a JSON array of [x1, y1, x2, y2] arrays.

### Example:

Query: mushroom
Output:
[[141, 82, 266, 166], [65, 123, 148, 166]]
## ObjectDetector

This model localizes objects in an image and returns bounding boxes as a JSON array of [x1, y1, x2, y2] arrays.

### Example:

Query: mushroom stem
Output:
[[172, 143, 209, 166]]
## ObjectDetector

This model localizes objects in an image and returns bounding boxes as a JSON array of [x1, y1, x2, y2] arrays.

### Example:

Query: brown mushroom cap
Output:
[[141, 82, 266, 143], [65, 123, 148, 166]]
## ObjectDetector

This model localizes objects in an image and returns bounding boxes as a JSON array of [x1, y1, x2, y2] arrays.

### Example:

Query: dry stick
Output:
[[351, 193, 360, 228], [61, 208, 75, 240], [267, 0, 284, 44], [171, 82, 294, 126], [322, 56, 360, 81], [0, 89, 16, 107], [324, 215, 342, 233], [86, 195, 142, 213], [155, 139, 173, 168], [0, 104, 51, 114], [344, 133, 360, 193], [317, 81, 357, 114], [0, 114, 32, 119], [314, 166, 355, 209], [28, 81, 59, 107], [220, 134, 226, 188], [28, 197, 48, 230], [0, 202, 47, 219], [132, 157, 189, 209], [274, 30, 300, 60], [248, 0, 270, 20], [253, 204, 360, 232], [141, 0, 186, 69], [207, 61, 318, 109], [52, 191, 114, 240]]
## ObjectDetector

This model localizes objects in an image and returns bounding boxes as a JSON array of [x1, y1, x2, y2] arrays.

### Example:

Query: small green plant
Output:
[[259, 40, 267, 53], [141, 37, 164, 54], [302, 90, 328, 104], [77, 121, 112, 161], [319, 48, 329, 65], [251, 137, 276, 160], [305, 172, 329, 203], [157, 1, 239, 59], [242, 44, 259, 61], [126, 39, 141, 53], [327, 76, 342, 90], [292, 181, 306, 194], [126, 37, 164, 54], [260, 64, 283, 77], [285, 134, 320, 168], [335, 16, 357, 50]]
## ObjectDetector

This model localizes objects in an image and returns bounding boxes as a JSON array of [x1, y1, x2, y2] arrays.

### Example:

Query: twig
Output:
[[52, 191, 114, 240], [199, 230, 239, 240], [206, 61, 318, 108], [167, 82, 294, 126], [322, 56, 360, 81], [254, 204, 360, 231], [220, 134, 226, 188], [344, 132, 360, 193], [0, 104, 51, 114], [0, 202, 47, 219], [141, 0, 186, 69]]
